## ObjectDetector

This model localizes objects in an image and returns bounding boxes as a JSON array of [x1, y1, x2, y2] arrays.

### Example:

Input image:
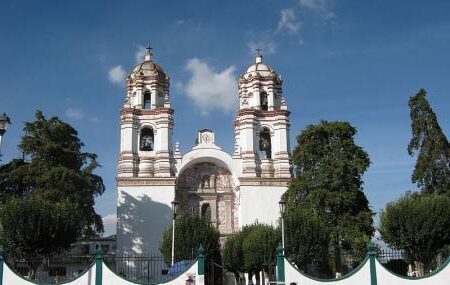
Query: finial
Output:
[[145, 45, 153, 61], [255, 48, 263, 63]]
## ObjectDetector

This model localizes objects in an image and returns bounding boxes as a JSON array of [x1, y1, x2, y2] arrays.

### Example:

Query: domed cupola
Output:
[[237, 52, 285, 111], [124, 47, 171, 110], [128, 49, 169, 82], [241, 54, 282, 82]]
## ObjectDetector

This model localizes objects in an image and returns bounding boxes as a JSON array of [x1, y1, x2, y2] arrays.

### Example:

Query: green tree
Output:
[[223, 223, 279, 284], [408, 89, 450, 195], [379, 193, 450, 273], [223, 233, 245, 283], [0, 111, 105, 256], [160, 213, 221, 265], [284, 203, 329, 274], [285, 121, 374, 274]]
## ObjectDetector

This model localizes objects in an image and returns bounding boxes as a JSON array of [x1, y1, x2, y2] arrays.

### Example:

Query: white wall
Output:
[[239, 185, 286, 227], [284, 258, 371, 285], [117, 185, 175, 255]]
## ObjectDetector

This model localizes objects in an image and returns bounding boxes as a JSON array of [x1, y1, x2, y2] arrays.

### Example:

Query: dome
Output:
[[241, 55, 279, 79], [128, 49, 167, 80]]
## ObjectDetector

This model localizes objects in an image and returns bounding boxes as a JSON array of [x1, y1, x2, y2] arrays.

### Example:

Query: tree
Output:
[[379, 193, 450, 274], [0, 111, 105, 256], [408, 89, 450, 195], [223, 223, 279, 285], [160, 213, 221, 265], [284, 121, 374, 274], [241, 224, 279, 282], [284, 203, 329, 275]]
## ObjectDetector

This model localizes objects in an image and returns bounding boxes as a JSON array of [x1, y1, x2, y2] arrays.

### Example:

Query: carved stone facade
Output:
[[176, 162, 236, 237]]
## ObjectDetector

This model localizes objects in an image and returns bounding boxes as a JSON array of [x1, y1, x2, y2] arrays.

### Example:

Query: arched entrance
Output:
[[175, 162, 237, 237]]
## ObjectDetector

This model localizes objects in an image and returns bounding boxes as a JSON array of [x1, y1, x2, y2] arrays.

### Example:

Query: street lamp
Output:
[[279, 199, 286, 251], [171, 200, 179, 266], [0, 113, 11, 156]]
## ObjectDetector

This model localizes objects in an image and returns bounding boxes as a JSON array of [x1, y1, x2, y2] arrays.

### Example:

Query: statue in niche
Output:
[[259, 134, 271, 159], [200, 174, 211, 189]]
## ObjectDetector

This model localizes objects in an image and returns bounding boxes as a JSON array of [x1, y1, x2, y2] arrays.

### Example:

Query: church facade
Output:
[[116, 49, 292, 254]]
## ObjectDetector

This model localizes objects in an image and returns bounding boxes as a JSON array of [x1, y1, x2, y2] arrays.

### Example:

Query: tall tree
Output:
[[379, 193, 450, 274], [285, 121, 374, 274], [284, 203, 330, 275], [160, 213, 221, 265], [408, 89, 450, 195], [0, 111, 105, 256]]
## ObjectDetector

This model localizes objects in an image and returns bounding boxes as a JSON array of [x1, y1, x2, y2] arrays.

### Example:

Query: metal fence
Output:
[[5, 254, 192, 284]]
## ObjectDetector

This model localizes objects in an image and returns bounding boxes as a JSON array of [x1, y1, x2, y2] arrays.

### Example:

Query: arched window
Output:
[[143, 91, 151, 109], [140, 128, 154, 151], [259, 128, 272, 159], [201, 203, 211, 221], [260, 92, 268, 111]]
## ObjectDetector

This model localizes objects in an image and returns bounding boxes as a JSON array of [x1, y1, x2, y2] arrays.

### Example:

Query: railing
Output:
[[5, 253, 191, 284]]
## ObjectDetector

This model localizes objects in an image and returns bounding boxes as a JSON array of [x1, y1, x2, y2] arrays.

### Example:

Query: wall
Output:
[[116, 185, 174, 255], [281, 249, 450, 285], [239, 185, 286, 227]]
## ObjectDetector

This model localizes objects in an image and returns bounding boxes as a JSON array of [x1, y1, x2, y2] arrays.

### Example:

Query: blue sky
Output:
[[1, 0, 449, 236]]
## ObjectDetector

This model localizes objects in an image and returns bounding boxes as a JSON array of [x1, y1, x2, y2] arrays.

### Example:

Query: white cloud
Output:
[[102, 213, 117, 237], [108, 65, 126, 85], [247, 41, 277, 56], [299, 0, 335, 19], [135, 45, 147, 63], [277, 9, 301, 34], [184, 58, 237, 115], [65, 107, 84, 120], [299, 0, 325, 9]]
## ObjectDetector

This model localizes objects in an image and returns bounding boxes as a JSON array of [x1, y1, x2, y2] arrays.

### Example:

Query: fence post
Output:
[[95, 244, 103, 285], [276, 243, 285, 285], [197, 244, 205, 285], [367, 242, 377, 285], [0, 245, 4, 285]]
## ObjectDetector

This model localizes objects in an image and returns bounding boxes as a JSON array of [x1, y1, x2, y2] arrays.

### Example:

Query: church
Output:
[[116, 48, 293, 255]]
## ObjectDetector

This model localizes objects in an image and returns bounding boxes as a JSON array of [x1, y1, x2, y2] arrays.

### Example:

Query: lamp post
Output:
[[171, 200, 179, 266], [279, 199, 286, 252], [0, 113, 11, 156]]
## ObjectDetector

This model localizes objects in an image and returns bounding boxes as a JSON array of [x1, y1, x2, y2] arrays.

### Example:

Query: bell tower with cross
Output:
[[234, 49, 292, 178]]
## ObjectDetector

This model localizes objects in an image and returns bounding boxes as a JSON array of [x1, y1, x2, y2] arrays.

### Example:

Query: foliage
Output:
[[0, 111, 105, 256], [379, 193, 450, 271], [160, 213, 221, 265], [284, 120, 374, 273], [241, 224, 279, 274], [284, 203, 329, 273], [407, 89, 450, 195], [223, 234, 244, 276], [1, 196, 82, 257], [223, 223, 279, 279]]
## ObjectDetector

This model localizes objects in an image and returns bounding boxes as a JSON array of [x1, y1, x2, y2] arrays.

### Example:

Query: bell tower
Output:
[[116, 48, 176, 255], [118, 47, 174, 178], [234, 52, 291, 178]]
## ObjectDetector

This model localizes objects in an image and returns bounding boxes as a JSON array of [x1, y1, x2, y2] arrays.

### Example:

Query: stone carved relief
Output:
[[176, 162, 237, 235]]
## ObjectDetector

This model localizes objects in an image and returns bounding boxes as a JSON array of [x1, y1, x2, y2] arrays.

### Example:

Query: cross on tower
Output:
[[255, 48, 263, 57], [144, 45, 153, 60]]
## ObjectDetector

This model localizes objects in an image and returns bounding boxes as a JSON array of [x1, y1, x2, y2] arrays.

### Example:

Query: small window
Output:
[[140, 128, 154, 151], [143, 91, 151, 109], [260, 92, 268, 111]]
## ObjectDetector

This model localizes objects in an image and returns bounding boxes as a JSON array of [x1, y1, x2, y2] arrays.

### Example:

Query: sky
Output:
[[0, 0, 449, 237]]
